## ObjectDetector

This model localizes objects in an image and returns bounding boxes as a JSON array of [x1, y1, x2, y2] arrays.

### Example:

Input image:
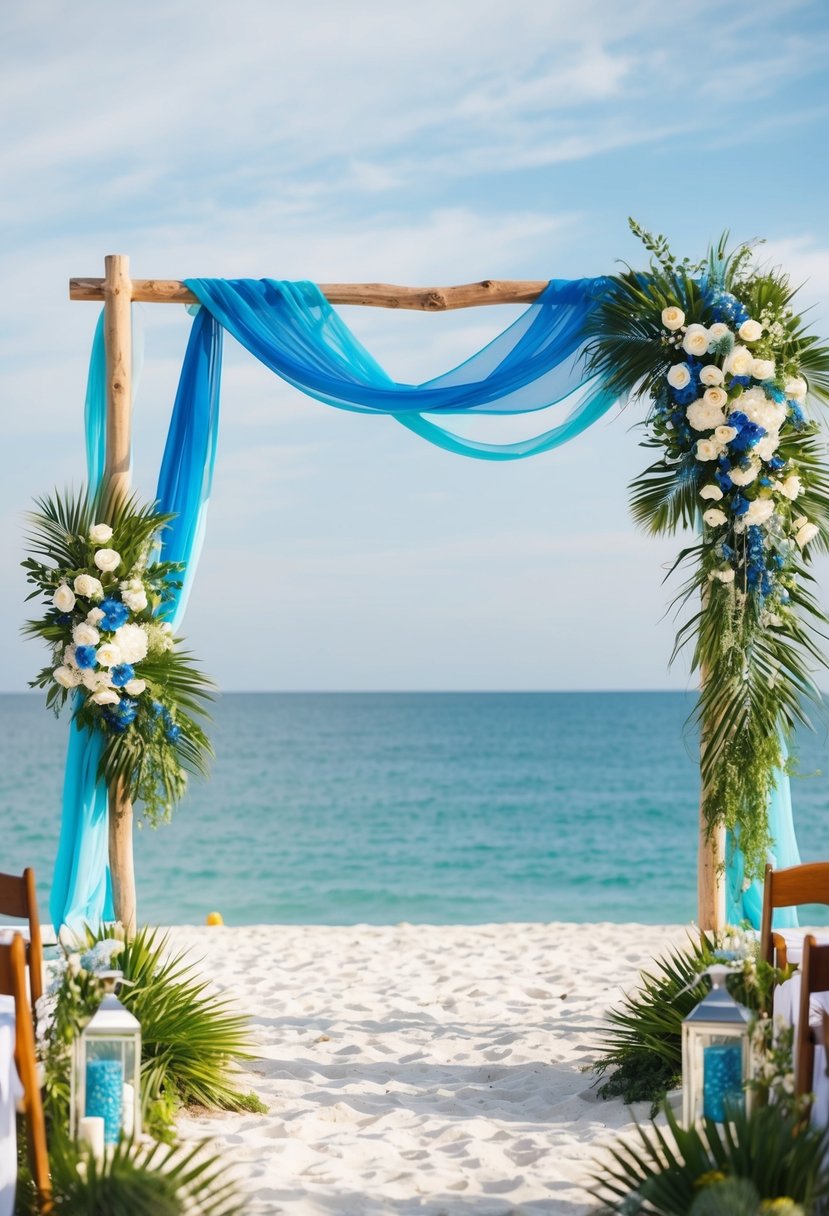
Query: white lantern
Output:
[[70, 971, 142, 1144], [681, 964, 754, 1126]]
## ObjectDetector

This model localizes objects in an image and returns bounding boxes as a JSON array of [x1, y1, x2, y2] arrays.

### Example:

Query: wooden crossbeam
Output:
[[69, 277, 550, 311]]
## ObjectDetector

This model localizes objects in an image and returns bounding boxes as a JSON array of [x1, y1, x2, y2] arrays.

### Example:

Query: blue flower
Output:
[[715, 469, 733, 493], [673, 384, 697, 406], [150, 701, 164, 717], [99, 597, 130, 631], [117, 698, 138, 726], [728, 410, 766, 452], [110, 663, 135, 688], [730, 375, 751, 388], [768, 456, 786, 472], [766, 385, 785, 403], [759, 477, 772, 488], [75, 645, 97, 669], [731, 495, 750, 517], [166, 724, 182, 744], [789, 400, 807, 429]]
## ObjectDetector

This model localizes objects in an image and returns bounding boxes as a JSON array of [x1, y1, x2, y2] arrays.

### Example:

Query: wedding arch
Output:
[[37, 235, 828, 937]]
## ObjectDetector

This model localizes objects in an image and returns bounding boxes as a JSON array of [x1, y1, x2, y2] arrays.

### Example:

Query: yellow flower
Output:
[[760, 1200, 804, 1216], [694, 1170, 727, 1189]]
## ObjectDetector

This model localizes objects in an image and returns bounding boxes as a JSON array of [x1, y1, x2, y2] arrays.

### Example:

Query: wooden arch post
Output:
[[72, 260, 725, 932], [102, 254, 136, 933]]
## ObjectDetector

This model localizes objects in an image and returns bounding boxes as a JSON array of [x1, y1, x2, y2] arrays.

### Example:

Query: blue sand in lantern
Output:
[[86, 1058, 123, 1143], [703, 1043, 743, 1121]]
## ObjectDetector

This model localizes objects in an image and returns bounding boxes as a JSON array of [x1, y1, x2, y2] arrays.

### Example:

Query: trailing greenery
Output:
[[592, 930, 787, 1114], [23, 486, 214, 825], [584, 221, 829, 879], [592, 1102, 829, 1215], [15, 1130, 243, 1216], [42, 925, 265, 1141]]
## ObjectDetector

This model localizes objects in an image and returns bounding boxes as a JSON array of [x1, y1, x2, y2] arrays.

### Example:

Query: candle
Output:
[[122, 1082, 134, 1137], [78, 1115, 104, 1161], [86, 1059, 123, 1143], [702, 1042, 743, 1122]]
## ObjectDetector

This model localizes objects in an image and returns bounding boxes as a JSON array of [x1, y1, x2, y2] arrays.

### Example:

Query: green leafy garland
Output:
[[23, 488, 214, 824], [584, 222, 829, 880]]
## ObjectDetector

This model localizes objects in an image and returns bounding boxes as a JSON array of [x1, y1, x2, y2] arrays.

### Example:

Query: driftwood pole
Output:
[[72, 263, 727, 932], [102, 254, 136, 933]]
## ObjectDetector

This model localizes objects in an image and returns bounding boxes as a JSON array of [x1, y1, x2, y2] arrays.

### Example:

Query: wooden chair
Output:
[[760, 861, 829, 968], [0, 868, 44, 1011], [0, 933, 51, 1212]]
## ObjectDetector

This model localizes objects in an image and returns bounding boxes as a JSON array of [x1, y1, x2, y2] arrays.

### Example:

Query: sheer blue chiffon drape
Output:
[[51, 276, 799, 930], [50, 308, 222, 932]]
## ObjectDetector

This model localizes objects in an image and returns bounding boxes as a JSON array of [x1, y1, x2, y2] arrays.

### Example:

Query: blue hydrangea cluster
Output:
[[102, 696, 138, 734], [706, 288, 750, 329]]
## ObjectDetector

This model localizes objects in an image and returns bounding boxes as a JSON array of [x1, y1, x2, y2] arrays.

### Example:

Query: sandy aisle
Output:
[[171, 922, 689, 1215]]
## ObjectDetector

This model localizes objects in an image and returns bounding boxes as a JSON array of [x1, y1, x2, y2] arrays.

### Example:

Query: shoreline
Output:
[[170, 921, 690, 1215]]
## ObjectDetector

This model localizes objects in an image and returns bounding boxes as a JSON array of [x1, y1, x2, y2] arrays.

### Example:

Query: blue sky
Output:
[[2, 0, 829, 691]]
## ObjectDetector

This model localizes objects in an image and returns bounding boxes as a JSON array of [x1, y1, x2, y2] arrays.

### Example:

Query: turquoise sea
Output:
[[3, 691, 829, 927]]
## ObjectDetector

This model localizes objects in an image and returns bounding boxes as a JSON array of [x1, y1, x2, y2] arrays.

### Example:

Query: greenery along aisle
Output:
[[585, 222, 829, 880], [23, 487, 214, 824]]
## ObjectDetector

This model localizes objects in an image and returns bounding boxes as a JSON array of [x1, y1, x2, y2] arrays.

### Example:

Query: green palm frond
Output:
[[45, 1130, 244, 1216], [593, 1103, 829, 1214]]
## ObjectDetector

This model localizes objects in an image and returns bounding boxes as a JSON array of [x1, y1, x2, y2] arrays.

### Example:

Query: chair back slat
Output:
[[0, 868, 44, 1008], [0, 934, 51, 1211], [760, 861, 829, 966]]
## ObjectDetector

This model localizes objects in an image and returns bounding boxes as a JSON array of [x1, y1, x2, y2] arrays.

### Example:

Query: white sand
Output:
[[172, 922, 690, 1215]]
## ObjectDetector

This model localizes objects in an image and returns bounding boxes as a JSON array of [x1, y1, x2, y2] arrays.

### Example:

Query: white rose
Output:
[[780, 475, 802, 501], [708, 322, 731, 344], [72, 623, 100, 647], [124, 678, 146, 696], [696, 438, 720, 461], [96, 642, 122, 668], [86, 607, 105, 626], [113, 623, 149, 664], [73, 573, 104, 600], [725, 345, 754, 377], [744, 498, 775, 526], [785, 376, 807, 401], [121, 585, 148, 613], [53, 665, 81, 689], [728, 462, 759, 487], [703, 508, 728, 527], [703, 386, 728, 410], [700, 484, 724, 501], [714, 425, 738, 444], [682, 324, 710, 357], [712, 568, 736, 583], [751, 358, 775, 382], [687, 398, 727, 431], [796, 521, 819, 548], [91, 689, 120, 706], [82, 668, 110, 692], [738, 319, 763, 342], [699, 365, 725, 386], [93, 548, 121, 573], [794, 515, 807, 529], [667, 362, 691, 389], [53, 584, 76, 612], [89, 523, 113, 544], [755, 434, 780, 461], [662, 306, 685, 331]]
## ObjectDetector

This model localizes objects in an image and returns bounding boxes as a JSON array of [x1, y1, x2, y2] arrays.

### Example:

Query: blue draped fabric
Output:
[[50, 308, 223, 932], [184, 277, 621, 460]]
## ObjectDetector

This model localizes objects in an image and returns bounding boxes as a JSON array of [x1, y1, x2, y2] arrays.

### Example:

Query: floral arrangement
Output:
[[585, 222, 829, 879], [23, 489, 213, 824]]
